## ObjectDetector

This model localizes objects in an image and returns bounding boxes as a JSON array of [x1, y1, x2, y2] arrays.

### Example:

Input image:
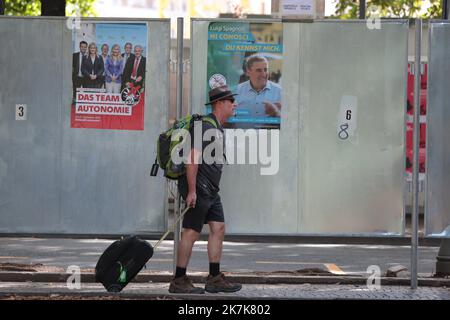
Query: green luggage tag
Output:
[[117, 262, 127, 284]]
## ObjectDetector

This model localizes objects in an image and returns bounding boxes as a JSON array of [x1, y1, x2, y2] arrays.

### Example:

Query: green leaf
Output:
[[333, 0, 442, 19]]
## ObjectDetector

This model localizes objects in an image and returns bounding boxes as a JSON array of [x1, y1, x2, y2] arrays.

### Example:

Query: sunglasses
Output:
[[222, 98, 235, 103]]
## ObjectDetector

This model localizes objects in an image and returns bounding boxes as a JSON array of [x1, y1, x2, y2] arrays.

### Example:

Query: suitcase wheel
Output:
[[106, 284, 123, 293]]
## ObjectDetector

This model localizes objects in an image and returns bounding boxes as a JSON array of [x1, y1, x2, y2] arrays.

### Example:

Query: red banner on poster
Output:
[[71, 86, 144, 130]]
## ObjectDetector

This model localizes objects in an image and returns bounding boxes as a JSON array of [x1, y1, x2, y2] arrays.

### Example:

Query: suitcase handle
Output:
[[153, 206, 190, 251]]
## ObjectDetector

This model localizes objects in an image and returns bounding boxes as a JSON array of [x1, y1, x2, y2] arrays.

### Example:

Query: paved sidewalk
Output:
[[1, 281, 450, 300]]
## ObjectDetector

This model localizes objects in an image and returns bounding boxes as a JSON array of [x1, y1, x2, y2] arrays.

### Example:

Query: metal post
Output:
[[173, 193, 181, 273], [444, 0, 449, 20], [448, 0, 450, 19], [411, 19, 422, 290], [177, 18, 184, 121], [359, 0, 366, 19], [436, 2, 450, 274], [173, 17, 184, 274], [271, 0, 279, 15]]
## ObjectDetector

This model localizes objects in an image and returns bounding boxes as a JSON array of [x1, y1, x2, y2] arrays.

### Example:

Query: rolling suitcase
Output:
[[95, 207, 189, 292], [95, 235, 153, 292]]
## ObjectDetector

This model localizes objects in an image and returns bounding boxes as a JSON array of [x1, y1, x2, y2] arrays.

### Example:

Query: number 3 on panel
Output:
[[16, 104, 27, 121]]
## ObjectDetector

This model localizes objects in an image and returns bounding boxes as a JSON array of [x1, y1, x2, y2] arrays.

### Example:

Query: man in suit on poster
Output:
[[72, 41, 88, 99], [122, 45, 146, 92]]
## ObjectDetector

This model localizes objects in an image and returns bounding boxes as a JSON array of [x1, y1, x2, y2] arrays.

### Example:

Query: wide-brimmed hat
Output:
[[205, 85, 238, 105]]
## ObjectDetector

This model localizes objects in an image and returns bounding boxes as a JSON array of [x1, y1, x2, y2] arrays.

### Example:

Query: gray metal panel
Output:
[[191, 19, 407, 235], [425, 21, 450, 237], [0, 18, 64, 233], [191, 19, 298, 234], [0, 17, 170, 234], [297, 21, 407, 234]]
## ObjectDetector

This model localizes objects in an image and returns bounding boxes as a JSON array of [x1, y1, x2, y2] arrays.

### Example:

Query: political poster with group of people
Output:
[[206, 22, 283, 130], [71, 22, 148, 130]]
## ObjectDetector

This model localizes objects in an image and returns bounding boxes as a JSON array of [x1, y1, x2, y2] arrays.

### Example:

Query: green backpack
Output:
[[151, 114, 217, 180]]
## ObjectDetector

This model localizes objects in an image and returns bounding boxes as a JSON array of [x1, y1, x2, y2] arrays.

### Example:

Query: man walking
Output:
[[169, 86, 242, 294]]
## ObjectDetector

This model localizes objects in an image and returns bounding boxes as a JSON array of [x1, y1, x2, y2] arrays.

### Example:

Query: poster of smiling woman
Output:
[[71, 22, 148, 130], [206, 22, 283, 130]]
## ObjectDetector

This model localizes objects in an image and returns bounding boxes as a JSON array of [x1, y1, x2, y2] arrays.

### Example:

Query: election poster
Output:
[[206, 22, 283, 129], [71, 22, 148, 130]]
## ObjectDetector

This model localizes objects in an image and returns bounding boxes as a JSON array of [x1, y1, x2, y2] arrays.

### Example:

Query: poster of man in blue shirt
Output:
[[235, 54, 282, 128], [206, 22, 283, 130]]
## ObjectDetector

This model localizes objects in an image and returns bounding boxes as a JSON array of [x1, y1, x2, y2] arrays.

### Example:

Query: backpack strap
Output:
[[201, 115, 227, 164], [202, 116, 218, 128]]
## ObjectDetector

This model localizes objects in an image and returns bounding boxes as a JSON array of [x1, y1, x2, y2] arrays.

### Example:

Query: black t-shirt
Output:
[[178, 113, 225, 198]]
